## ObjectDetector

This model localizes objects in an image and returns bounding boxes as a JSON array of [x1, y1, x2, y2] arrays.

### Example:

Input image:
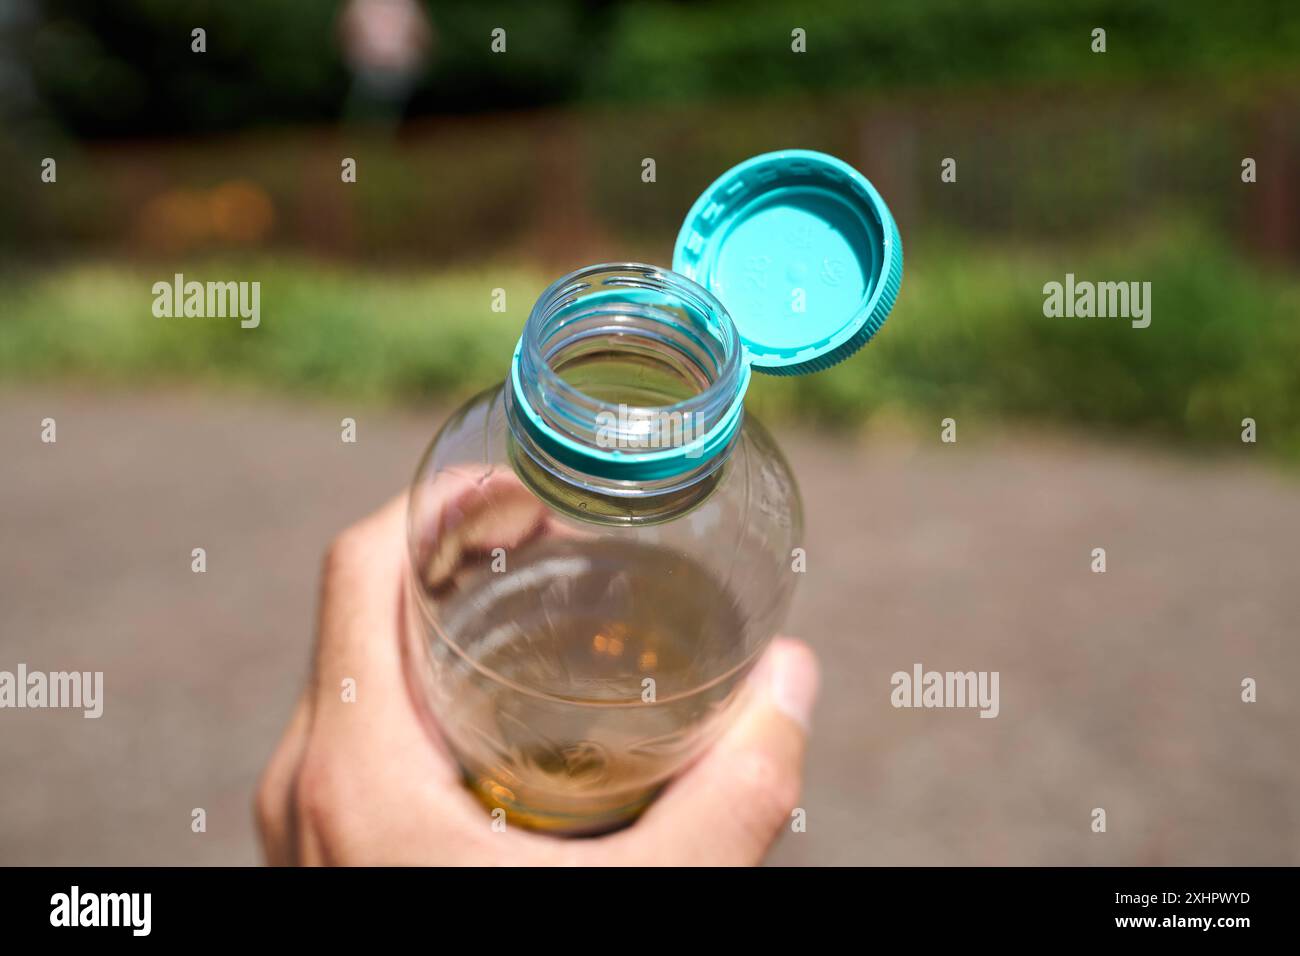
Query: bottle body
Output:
[[406, 383, 802, 833], [402, 147, 903, 833]]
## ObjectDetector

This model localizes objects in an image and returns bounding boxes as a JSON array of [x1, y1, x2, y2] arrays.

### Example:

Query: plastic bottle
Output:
[[406, 150, 902, 833]]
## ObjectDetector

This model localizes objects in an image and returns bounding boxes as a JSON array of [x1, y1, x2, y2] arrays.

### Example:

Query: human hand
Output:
[[256, 493, 820, 865]]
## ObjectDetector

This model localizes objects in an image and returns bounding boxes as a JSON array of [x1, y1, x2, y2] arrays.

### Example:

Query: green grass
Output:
[[0, 261, 541, 404], [751, 230, 1300, 461], [2, 231, 1298, 458]]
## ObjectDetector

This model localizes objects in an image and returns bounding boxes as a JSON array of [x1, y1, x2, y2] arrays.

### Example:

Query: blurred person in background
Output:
[[339, 0, 433, 127]]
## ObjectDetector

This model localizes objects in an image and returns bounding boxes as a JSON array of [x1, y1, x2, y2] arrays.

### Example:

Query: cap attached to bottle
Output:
[[509, 149, 903, 486], [673, 149, 903, 376]]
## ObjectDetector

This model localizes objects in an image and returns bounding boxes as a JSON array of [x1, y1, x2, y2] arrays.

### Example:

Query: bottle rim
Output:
[[508, 262, 751, 489]]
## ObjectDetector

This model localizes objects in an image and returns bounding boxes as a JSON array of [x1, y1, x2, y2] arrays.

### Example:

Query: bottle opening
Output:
[[553, 341, 709, 407], [507, 264, 751, 513]]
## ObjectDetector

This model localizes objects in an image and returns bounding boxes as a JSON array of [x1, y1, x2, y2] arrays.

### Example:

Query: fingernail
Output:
[[770, 644, 820, 733]]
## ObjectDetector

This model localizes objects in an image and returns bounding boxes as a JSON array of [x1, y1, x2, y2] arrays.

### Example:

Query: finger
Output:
[[596, 637, 820, 866], [415, 468, 551, 590], [254, 692, 313, 865], [311, 491, 465, 789], [312, 492, 410, 708]]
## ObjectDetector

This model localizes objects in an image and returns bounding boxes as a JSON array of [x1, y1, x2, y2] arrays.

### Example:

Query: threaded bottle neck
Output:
[[508, 263, 750, 502]]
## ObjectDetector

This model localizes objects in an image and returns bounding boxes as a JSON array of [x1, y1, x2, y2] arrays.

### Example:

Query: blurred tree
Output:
[[588, 0, 1298, 100], [15, 0, 615, 137], [22, 0, 348, 136], [10, 0, 1297, 140]]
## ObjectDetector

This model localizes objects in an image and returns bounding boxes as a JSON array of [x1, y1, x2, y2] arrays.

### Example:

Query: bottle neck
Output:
[[507, 263, 750, 510]]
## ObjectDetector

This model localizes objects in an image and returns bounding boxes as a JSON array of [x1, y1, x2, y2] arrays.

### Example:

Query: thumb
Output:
[[603, 637, 820, 866]]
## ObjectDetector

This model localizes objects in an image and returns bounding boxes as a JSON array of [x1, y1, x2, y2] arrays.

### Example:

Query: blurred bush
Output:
[[2, 228, 1297, 457], [749, 227, 1300, 462]]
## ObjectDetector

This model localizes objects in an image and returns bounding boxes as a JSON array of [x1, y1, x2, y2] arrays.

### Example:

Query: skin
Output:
[[256, 493, 820, 865]]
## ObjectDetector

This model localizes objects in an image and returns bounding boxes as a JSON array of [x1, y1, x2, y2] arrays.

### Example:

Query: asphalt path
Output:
[[2, 387, 1296, 865]]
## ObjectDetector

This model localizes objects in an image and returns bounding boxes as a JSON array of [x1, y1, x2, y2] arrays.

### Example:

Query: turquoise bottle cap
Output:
[[673, 149, 903, 376]]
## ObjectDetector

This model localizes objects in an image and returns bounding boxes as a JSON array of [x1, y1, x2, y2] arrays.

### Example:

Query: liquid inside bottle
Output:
[[425, 536, 751, 834]]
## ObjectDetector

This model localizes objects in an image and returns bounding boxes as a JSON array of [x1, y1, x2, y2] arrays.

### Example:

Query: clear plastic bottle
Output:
[[405, 151, 901, 834]]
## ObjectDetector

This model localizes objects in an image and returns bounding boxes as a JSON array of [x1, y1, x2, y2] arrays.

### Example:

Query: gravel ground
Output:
[[1, 387, 1297, 865]]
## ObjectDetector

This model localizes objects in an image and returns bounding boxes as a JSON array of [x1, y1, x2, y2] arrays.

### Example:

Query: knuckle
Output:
[[252, 792, 276, 848], [253, 766, 281, 836], [292, 749, 347, 839], [322, 525, 367, 580]]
